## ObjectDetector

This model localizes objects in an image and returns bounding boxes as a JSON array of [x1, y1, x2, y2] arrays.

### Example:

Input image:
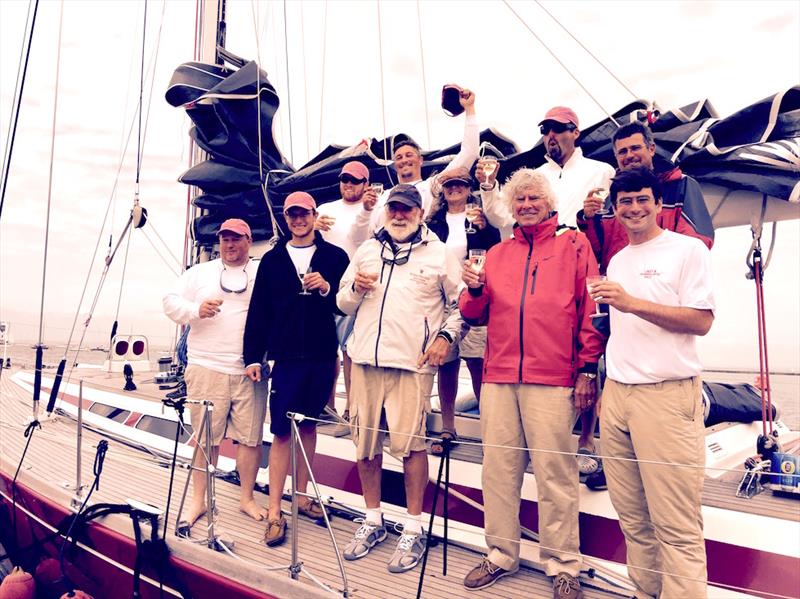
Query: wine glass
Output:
[[586, 274, 607, 316], [370, 183, 384, 195], [362, 271, 379, 299], [479, 156, 498, 189], [465, 200, 479, 234], [298, 266, 313, 295], [468, 249, 486, 273], [594, 189, 610, 216]]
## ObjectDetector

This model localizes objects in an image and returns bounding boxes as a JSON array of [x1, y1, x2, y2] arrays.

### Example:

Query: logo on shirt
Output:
[[640, 269, 661, 279]]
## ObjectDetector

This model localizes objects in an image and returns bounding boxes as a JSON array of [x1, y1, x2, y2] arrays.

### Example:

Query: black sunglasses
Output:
[[540, 122, 576, 135], [339, 175, 367, 185]]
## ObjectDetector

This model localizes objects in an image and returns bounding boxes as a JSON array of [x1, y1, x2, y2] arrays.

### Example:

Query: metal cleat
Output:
[[737, 457, 771, 499]]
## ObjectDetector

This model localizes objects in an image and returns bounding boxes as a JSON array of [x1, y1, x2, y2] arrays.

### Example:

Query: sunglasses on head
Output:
[[339, 175, 367, 185], [540, 122, 576, 135]]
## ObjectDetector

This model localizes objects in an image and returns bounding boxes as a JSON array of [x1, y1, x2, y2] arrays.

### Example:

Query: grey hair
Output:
[[502, 168, 556, 213]]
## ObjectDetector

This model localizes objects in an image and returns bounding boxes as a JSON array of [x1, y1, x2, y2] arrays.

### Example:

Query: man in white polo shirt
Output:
[[588, 167, 714, 598], [163, 218, 267, 531]]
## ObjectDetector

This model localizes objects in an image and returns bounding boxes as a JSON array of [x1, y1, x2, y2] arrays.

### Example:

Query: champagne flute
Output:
[[370, 183, 384, 195], [586, 274, 607, 316], [468, 249, 486, 273], [593, 189, 610, 216], [298, 266, 313, 295], [363, 271, 379, 299], [480, 156, 498, 189], [465, 200, 479, 234]]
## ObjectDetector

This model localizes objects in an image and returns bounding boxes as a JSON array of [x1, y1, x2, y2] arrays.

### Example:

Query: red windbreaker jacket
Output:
[[459, 214, 605, 387]]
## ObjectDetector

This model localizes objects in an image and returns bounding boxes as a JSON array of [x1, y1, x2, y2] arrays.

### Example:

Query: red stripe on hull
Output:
[[0, 471, 277, 599]]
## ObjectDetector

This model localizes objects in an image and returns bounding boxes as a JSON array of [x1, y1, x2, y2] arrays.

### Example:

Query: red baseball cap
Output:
[[339, 161, 369, 182], [539, 106, 579, 128], [217, 218, 252, 238], [283, 191, 317, 213]]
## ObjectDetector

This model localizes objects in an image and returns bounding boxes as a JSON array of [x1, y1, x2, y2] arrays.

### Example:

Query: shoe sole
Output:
[[463, 568, 518, 591], [343, 529, 388, 561]]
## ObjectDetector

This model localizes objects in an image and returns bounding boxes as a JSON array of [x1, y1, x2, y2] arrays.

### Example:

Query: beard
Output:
[[385, 217, 421, 242]]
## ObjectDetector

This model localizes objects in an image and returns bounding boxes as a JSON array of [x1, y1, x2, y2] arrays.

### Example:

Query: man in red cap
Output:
[[163, 218, 268, 531], [315, 161, 381, 435], [243, 192, 349, 547], [479, 105, 614, 230]]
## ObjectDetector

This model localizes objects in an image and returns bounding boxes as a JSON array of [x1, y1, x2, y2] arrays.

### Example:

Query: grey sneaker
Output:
[[331, 411, 351, 438], [387, 530, 426, 573], [343, 518, 387, 561]]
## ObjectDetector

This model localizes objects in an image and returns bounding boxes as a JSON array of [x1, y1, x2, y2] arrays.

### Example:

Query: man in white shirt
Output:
[[588, 167, 714, 598], [162, 218, 267, 531], [479, 106, 614, 231], [349, 88, 480, 245], [316, 161, 380, 433], [478, 106, 614, 469]]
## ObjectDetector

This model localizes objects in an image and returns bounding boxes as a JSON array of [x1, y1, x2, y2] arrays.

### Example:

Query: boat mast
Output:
[[189, 0, 226, 266]]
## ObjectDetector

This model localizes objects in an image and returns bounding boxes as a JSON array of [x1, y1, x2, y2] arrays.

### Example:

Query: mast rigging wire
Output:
[[501, 0, 619, 125], [282, 0, 295, 165], [317, 1, 328, 153], [37, 0, 65, 349], [0, 0, 40, 221], [534, 0, 638, 101], [415, 0, 431, 149], [300, 1, 311, 162], [376, 1, 395, 185]]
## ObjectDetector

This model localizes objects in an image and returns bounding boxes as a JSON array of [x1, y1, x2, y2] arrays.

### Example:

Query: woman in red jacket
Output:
[[459, 168, 605, 598]]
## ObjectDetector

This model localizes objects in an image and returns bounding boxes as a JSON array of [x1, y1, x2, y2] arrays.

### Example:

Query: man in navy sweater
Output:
[[243, 191, 349, 547]]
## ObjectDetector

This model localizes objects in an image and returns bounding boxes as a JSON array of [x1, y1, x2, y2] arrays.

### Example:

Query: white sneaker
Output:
[[387, 528, 426, 573], [343, 518, 387, 561]]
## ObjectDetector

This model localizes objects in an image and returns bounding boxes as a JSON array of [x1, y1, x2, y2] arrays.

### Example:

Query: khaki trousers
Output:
[[601, 377, 707, 598], [480, 383, 582, 576]]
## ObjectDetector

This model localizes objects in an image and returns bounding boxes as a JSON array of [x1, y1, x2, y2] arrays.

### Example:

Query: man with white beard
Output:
[[336, 184, 464, 573]]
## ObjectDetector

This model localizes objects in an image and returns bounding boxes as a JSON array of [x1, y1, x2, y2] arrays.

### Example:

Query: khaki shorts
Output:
[[184, 364, 267, 447], [444, 325, 488, 362], [349, 363, 433, 460]]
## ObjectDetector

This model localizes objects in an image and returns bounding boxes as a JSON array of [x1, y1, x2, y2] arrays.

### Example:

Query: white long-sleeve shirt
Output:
[[482, 147, 615, 232], [350, 113, 480, 246], [162, 258, 257, 374]]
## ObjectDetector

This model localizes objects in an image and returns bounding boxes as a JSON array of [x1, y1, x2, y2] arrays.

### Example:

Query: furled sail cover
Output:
[[167, 50, 799, 244]]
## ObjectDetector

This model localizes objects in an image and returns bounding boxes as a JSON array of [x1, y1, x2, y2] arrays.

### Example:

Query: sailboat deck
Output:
[[0, 371, 626, 599]]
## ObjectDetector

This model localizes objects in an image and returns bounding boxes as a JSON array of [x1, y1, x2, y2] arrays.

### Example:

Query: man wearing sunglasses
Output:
[[336, 184, 464, 574], [315, 161, 381, 435], [243, 192, 349, 547], [479, 106, 614, 230], [163, 218, 268, 531]]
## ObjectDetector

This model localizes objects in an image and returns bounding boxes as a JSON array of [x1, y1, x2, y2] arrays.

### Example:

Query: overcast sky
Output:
[[0, 0, 798, 371]]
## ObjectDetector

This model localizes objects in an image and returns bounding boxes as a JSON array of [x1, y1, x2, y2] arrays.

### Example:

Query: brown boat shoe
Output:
[[264, 516, 287, 547], [553, 572, 583, 599], [463, 557, 517, 590], [298, 499, 325, 520]]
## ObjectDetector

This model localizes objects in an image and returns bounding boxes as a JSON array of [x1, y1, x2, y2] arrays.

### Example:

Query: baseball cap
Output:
[[386, 184, 422, 208], [339, 161, 369, 182], [217, 218, 252, 238], [283, 191, 317, 213], [538, 106, 579, 128], [438, 166, 472, 187]]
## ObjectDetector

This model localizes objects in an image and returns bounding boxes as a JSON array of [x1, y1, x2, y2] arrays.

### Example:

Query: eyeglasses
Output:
[[540, 122, 576, 135], [339, 175, 367, 185], [220, 263, 249, 294]]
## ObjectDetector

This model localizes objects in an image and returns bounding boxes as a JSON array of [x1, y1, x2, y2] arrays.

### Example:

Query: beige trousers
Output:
[[601, 377, 707, 598], [480, 383, 582, 577]]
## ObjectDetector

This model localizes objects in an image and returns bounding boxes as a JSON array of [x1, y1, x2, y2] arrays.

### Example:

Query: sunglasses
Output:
[[540, 122, 576, 135], [219, 263, 249, 294], [339, 175, 367, 185]]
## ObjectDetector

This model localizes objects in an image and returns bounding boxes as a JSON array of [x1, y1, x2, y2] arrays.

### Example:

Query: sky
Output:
[[0, 0, 798, 372]]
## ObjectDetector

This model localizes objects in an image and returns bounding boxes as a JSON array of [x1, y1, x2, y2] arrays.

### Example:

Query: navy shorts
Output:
[[268, 358, 337, 436]]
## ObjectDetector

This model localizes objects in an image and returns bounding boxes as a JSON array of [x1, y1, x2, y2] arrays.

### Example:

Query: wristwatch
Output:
[[581, 372, 597, 380]]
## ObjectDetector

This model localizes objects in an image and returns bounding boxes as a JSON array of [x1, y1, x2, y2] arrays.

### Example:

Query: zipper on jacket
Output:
[[373, 262, 396, 367], [421, 316, 430, 356], [529, 262, 539, 295], [518, 233, 534, 383]]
